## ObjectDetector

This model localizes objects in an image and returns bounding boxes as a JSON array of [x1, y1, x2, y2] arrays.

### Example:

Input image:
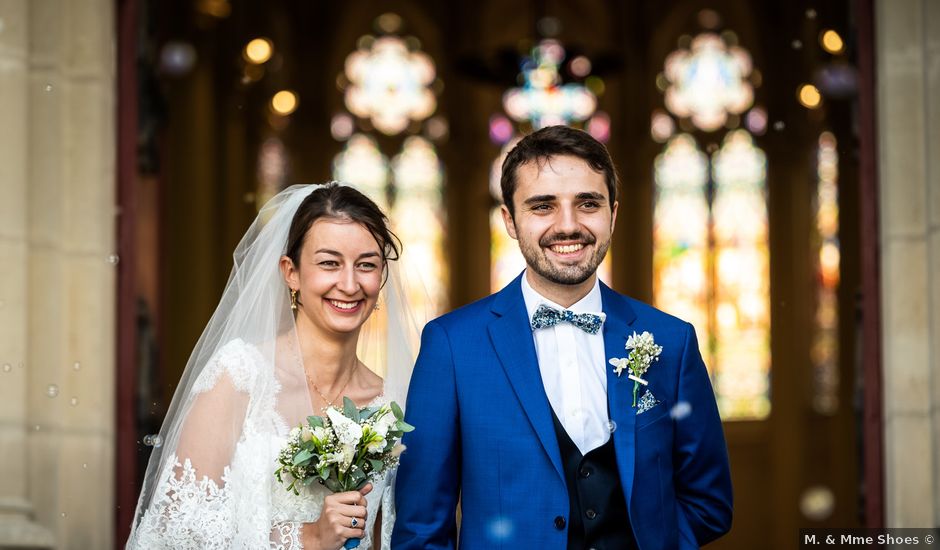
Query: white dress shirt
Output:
[[521, 271, 611, 455]]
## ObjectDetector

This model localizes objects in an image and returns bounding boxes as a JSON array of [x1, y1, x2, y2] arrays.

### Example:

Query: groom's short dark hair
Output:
[[500, 125, 619, 219]]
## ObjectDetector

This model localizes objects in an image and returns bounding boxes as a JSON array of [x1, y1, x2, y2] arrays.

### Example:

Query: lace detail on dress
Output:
[[191, 338, 262, 394], [270, 522, 302, 549], [129, 457, 244, 549]]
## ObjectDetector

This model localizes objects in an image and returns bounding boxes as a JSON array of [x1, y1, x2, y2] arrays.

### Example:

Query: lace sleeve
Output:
[[129, 340, 273, 549]]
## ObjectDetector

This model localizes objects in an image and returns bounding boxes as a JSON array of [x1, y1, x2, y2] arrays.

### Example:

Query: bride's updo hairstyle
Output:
[[284, 183, 401, 278]]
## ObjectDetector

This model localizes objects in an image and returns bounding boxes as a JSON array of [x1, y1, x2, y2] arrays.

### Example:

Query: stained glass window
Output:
[[331, 18, 447, 321], [663, 33, 754, 131], [343, 36, 437, 135], [391, 136, 448, 318], [490, 39, 612, 291], [812, 132, 839, 414], [653, 134, 710, 345], [653, 27, 769, 421], [502, 39, 598, 129], [654, 131, 771, 421], [710, 130, 770, 419], [332, 134, 390, 209]]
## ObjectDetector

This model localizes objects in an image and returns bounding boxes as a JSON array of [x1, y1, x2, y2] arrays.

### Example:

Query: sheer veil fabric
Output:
[[126, 184, 421, 549]]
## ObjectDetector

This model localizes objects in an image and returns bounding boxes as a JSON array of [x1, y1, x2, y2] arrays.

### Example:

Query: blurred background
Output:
[[1, 0, 938, 548]]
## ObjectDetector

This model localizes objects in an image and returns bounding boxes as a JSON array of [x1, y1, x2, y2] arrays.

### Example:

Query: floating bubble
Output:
[[773, 121, 786, 131], [72, 361, 81, 371], [2, 363, 11, 373], [106, 254, 120, 265], [160, 41, 197, 76], [46, 384, 59, 398], [800, 485, 834, 521], [791, 39, 803, 50], [60, 512, 67, 518], [805, 8, 817, 19], [82, 463, 88, 469], [45, 84, 54, 92], [143, 434, 163, 448], [670, 401, 693, 420], [607, 420, 618, 433], [486, 516, 515, 541], [34, 425, 41, 431], [69, 397, 79, 406]]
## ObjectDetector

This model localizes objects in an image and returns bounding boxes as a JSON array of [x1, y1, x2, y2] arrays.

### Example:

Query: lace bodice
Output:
[[127, 339, 396, 549]]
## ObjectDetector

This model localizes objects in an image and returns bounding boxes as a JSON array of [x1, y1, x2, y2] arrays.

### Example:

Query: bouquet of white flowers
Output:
[[275, 397, 413, 548]]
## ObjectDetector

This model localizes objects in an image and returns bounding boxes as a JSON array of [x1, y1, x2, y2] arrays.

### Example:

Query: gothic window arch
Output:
[[331, 14, 448, 319], [652, 27, 770, 420]]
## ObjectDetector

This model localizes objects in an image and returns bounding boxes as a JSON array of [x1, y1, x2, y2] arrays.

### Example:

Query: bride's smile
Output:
[[286, 217, 384, 336]]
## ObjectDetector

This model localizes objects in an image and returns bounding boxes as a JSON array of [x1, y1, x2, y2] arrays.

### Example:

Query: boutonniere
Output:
[[609, 331, 663, 407]]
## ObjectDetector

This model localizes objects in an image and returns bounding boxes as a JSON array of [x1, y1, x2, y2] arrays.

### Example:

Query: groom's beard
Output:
[[518, 231, 610, 286]]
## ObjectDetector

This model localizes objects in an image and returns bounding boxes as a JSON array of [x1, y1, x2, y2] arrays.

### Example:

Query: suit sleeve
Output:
[[674, 322, 733, 547], [391, 320, 460, 550]]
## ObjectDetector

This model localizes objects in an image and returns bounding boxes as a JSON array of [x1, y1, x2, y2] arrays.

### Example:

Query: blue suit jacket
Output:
[[392, 275, 732, 549]]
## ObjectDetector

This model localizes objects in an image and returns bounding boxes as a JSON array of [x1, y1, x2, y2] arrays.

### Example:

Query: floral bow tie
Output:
[[530, 304, 603, 335]]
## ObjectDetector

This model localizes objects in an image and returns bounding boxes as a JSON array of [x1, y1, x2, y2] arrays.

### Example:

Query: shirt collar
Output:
[[520, 270, 606, 321]]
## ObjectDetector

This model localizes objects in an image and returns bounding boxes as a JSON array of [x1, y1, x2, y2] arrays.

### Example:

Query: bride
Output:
[[127, 183, 418, 549]]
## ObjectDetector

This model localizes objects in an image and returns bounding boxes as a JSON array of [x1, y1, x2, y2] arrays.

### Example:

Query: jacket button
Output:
[[579, 467, 592, 478], [585, 509, 597, 520], [554, 516, 566, 530]]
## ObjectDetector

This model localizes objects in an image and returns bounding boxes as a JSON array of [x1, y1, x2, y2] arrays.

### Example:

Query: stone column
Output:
[[876, 0, 940, 528], [0, 0, 56, 546], [0, 0, 116, 548]]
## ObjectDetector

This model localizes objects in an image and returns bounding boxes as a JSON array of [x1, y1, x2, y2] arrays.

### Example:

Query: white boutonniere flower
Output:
[[609, 331, 663, 407]]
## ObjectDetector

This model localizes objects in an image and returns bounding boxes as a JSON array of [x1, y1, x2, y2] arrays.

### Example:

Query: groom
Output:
[[392, 126, 732, 549]]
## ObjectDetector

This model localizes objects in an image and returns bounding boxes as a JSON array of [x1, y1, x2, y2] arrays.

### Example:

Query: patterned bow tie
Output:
[[530, 304, 603, 335]]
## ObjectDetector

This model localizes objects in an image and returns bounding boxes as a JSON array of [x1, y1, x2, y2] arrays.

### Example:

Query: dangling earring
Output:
[[290, 289, 299, 312], [373, 301, 380, 311]]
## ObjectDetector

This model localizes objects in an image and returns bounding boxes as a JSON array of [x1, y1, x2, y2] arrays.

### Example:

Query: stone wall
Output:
[[0, 0, 116, 548], [876, 0, 940, 528]]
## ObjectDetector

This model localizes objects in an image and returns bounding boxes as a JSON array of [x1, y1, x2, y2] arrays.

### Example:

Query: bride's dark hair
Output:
[[284, 182, 401, 269]]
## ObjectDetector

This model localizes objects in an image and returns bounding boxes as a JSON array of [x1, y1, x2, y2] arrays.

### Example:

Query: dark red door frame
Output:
[[116, 0, 139, 545], [854, 0, 885, 529]]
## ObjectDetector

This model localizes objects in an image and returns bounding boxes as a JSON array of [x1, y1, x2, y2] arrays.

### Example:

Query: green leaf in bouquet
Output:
[[368, 458, 384, 473], [302, 476, 317, 487], [307, 415, 325, 428], [349, 468, 366, 486], [396, 419, 415, 432], [390, 401, 404, 420], [292, 448, 314, 466], [324, 478, 343, 493], [343, 397, 360, 422], [360, 406, 380, 420]]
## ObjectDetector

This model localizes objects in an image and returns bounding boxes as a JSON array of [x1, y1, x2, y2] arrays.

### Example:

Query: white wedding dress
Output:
[[128, 339, 396, 549]]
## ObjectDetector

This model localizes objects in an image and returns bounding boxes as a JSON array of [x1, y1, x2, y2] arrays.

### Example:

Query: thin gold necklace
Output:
[[306, 362, 359, 410]]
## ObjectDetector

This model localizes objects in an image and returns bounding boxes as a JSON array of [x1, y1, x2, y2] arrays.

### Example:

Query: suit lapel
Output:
[[601, 282, 638, 509], [488, 275, 565, 483]]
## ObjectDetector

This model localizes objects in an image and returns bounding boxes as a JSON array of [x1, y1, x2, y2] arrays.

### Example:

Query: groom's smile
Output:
[[502, 154, 618, 305]]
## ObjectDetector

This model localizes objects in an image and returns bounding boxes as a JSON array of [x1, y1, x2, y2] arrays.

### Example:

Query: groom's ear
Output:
[[500, 204, 518, 240]]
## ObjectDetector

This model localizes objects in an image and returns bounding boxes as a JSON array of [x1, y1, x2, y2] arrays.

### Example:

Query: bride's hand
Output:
[[303, 483, 372, 550]]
